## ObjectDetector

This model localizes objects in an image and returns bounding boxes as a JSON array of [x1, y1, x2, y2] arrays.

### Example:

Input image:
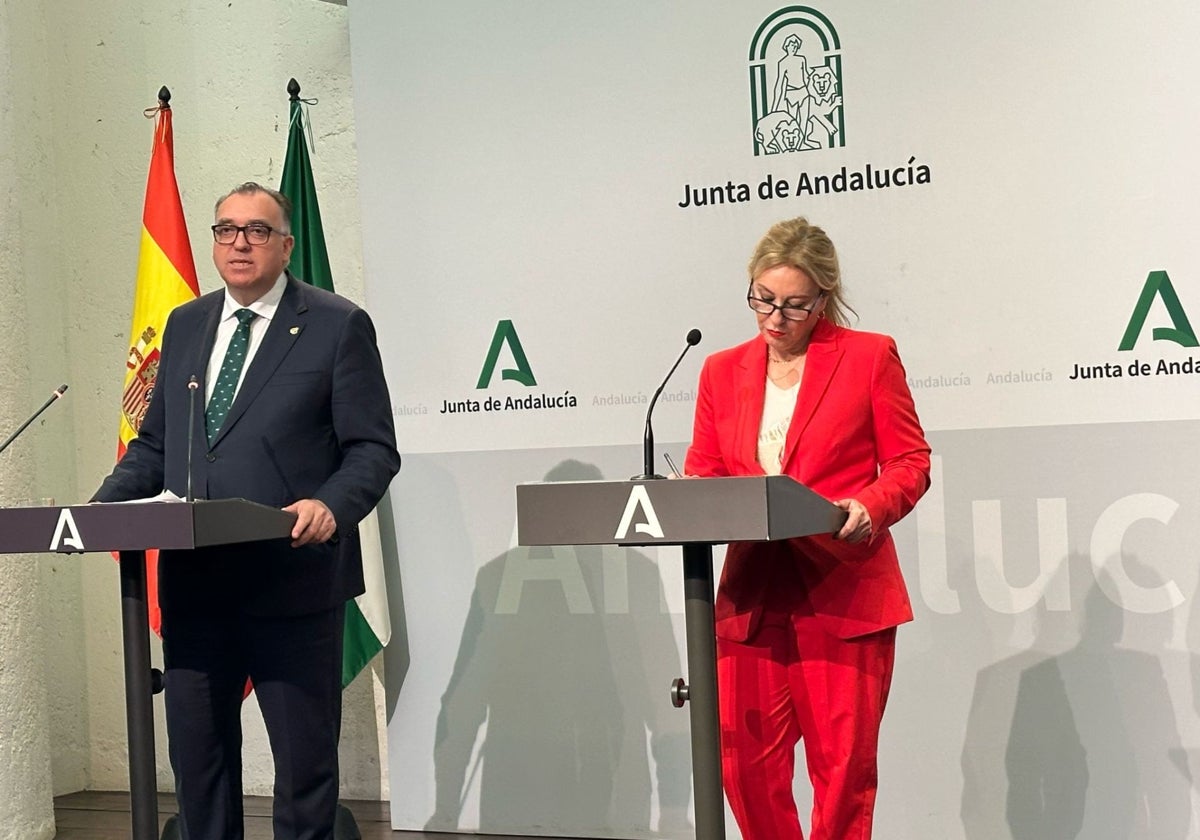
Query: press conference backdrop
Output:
[[348, 2, 1200, 837]]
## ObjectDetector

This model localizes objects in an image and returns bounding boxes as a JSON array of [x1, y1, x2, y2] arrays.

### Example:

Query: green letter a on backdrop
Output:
[[1118, 271, 1198, 350], [477, 319, 537, 388]]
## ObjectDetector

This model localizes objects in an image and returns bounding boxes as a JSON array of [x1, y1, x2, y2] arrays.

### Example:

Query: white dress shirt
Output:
[[204, 273, 288, 409]]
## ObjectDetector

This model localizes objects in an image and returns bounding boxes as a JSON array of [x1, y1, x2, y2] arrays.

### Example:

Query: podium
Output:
[[516, 476, 845, 840], [0, 499, 296, 840]]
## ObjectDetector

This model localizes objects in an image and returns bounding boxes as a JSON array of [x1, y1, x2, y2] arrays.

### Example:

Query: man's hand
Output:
[[283, 498, 337, 547], [833, 498, 872, 544]]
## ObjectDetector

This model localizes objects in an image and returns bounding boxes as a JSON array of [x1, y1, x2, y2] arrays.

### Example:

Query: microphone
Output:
[[632, 329, 701, 480], [0, 384, 68, 455], [186, 376, 199, 502]]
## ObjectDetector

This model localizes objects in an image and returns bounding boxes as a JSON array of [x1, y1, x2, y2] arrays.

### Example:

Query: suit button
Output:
[[205, 454, 216, 462]]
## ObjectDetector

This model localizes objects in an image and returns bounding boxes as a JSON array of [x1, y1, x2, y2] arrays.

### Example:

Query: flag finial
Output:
[[288, 78, 301, 101], [158, 86, 171, 106]]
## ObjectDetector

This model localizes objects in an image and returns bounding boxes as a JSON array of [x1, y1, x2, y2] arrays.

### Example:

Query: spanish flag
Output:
[[117, 88, 200, 633]]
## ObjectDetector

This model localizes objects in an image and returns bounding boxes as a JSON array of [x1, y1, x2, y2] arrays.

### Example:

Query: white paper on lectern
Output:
[[94, 490, 186, 505]]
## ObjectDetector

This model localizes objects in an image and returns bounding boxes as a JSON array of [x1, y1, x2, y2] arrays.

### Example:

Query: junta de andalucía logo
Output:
[[749, 6, 845, 156]]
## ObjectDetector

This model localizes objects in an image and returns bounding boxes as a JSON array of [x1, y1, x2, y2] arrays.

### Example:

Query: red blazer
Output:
[[685, 318, 931, 641]]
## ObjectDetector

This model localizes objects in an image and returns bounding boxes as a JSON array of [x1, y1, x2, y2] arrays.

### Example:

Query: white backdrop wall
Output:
[[350, 1, 1200, 837]]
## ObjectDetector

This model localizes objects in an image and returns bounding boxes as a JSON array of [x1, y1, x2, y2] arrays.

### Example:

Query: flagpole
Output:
[[280, 77, 366, 840], [115, 82, 202, 840], [117, 87, 173, 840]]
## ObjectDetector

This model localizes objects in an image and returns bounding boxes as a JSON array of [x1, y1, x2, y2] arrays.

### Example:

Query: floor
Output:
[[53, 791, 568, 839]]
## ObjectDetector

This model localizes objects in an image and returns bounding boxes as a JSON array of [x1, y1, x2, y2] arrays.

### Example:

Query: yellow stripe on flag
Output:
[[118, 226, 198, 447]]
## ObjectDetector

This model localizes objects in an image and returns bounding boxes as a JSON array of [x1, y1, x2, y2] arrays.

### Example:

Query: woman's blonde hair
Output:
[[747, 217, 855, 326]]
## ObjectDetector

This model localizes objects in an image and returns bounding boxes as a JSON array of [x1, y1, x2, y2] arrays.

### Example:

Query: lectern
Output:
[[0, 499, 296, 840], [516, 475, 845, 840]]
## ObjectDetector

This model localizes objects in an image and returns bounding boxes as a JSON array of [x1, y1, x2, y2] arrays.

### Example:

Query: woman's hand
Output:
[[833, 498, 872, 543]]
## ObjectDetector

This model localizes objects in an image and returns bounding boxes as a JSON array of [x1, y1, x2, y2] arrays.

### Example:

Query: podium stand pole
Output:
[[118, 549, 160, 840], [681, 543, 726, 840]]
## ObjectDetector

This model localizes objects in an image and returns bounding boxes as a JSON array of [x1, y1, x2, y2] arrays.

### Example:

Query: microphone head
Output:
[[187, 375, 200, 391], [686, 328, 702, 346]]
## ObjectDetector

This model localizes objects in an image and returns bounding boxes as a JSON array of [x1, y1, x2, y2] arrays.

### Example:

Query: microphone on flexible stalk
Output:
[[0, 384, 68, 456], [186, 376, 199, 502], [631, 329, 702, 480]]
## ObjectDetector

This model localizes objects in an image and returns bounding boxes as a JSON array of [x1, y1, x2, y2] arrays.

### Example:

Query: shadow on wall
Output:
[[962, 553, 1193, 839], [376, 488, 409, 720], [424, 459, 693, 838]]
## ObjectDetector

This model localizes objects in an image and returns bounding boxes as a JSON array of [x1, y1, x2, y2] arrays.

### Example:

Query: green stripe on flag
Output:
[[342, 599, 384, 689]]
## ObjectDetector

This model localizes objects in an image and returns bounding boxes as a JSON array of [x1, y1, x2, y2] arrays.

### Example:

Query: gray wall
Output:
[[0, 2, 386, 835]]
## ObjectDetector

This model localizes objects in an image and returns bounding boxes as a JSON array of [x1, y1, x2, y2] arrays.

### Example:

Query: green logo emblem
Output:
[[1118, 271, 1198, 351], [477, 320, 537, 388], [749, 7, 844, 156]]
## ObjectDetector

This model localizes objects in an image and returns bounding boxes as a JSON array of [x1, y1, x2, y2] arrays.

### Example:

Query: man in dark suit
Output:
[[94, 182, 400, 840]]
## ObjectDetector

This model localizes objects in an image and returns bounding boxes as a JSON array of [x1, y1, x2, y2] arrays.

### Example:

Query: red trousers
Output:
[[717, 613, 896, 840]]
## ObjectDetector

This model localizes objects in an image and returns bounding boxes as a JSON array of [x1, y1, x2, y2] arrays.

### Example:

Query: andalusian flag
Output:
[[280, 79, 392, 688], [118, 89, 200, 634]]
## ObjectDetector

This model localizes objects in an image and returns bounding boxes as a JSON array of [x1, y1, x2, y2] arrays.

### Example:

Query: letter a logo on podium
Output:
[[614, 485, 665, 540], [49, 509, 85, 551]]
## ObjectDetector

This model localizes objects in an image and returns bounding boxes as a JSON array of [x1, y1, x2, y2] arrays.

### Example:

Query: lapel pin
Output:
[[289, 326, 300, 335]]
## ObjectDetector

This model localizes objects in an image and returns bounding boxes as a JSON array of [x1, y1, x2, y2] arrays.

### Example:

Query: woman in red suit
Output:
[[685, 218, 930, 840]]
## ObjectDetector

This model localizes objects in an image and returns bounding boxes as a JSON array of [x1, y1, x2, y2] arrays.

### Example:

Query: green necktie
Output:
[[205, 308, 257, 445]]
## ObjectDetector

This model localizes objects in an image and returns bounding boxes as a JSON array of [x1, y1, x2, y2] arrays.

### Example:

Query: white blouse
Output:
[[756, 376, 799, 474]]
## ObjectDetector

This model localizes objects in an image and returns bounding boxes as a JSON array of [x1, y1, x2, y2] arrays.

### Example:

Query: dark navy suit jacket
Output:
[[94, 275, 401, 617]]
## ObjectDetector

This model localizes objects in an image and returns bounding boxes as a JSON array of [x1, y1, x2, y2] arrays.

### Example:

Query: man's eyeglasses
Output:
[[746, 291, 823, 322], [211, 223, 285, 245]]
